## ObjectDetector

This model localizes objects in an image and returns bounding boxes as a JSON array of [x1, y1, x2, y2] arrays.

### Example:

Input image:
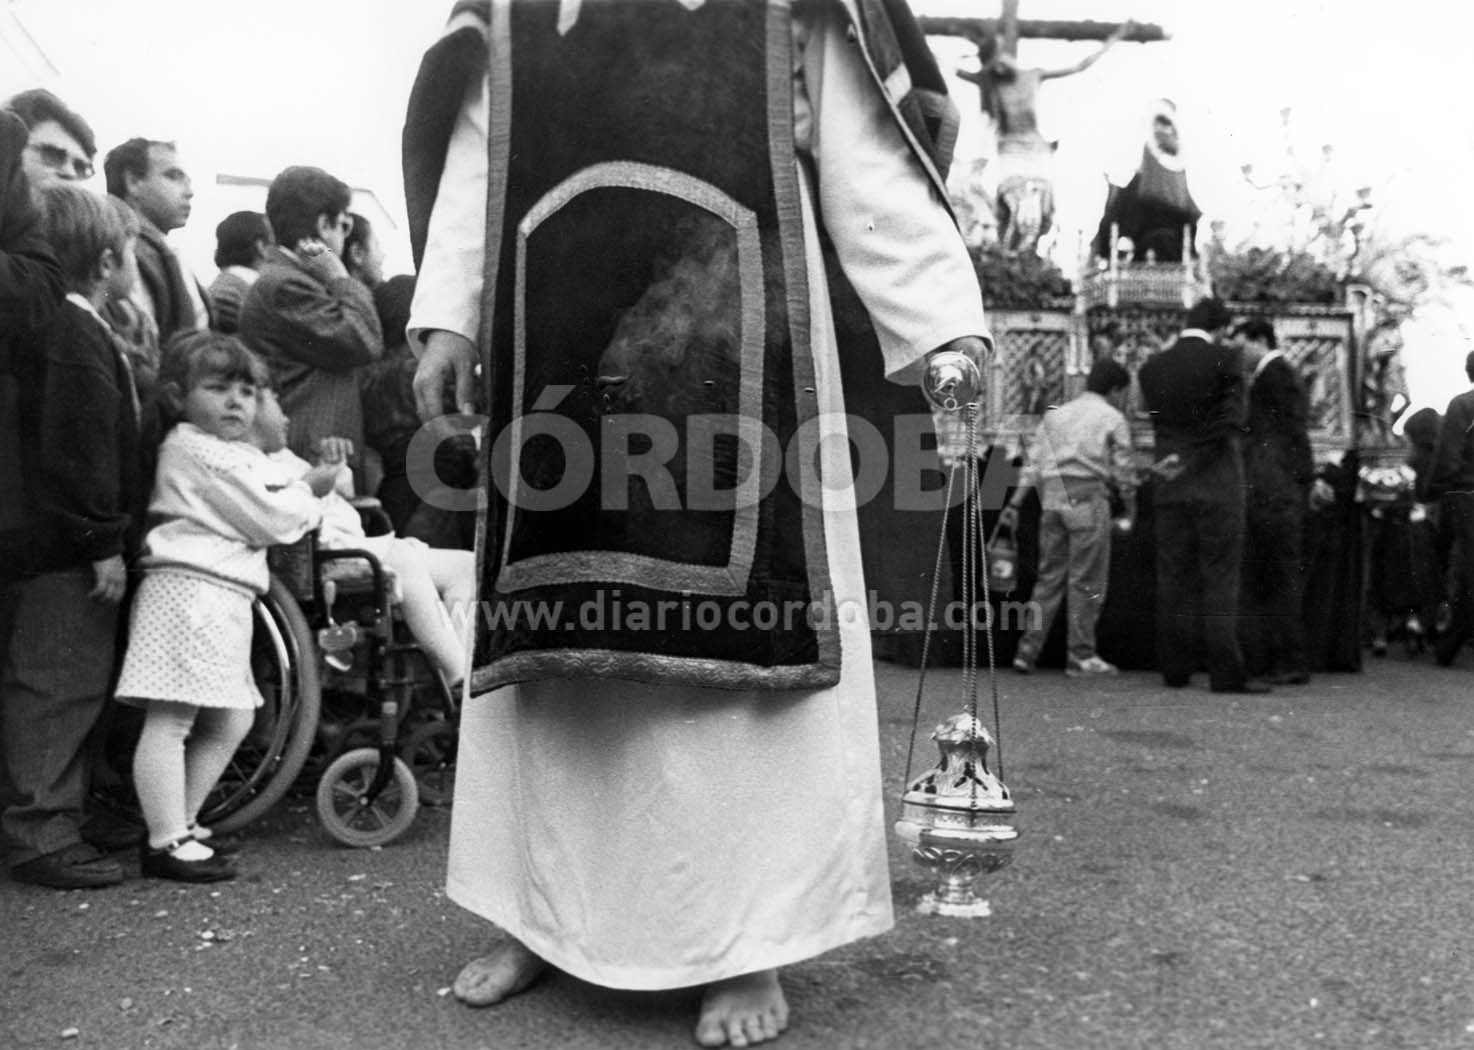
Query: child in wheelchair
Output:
[[250, 386, 474, 694]]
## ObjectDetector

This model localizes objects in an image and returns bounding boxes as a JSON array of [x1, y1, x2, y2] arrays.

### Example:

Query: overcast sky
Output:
[[6, 0, 1472, 409]]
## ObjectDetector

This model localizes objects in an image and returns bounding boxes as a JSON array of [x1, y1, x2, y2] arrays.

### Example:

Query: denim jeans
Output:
[[0, 570, 119, 865]]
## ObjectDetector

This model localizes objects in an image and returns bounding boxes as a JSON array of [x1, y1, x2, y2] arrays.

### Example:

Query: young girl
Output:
[[250, 387, 473, 691], [115, 332, 336, 882]]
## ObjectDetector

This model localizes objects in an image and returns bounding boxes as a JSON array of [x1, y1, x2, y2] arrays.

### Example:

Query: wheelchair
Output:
[[91, 499, 460, 848]]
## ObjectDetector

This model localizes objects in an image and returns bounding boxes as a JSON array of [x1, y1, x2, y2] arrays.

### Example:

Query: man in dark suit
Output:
[[1426, 351, 1474, 665], [103, 137, 210, 347], [1138, 297, 1268, 692], [1234, 318, 1315, 683]]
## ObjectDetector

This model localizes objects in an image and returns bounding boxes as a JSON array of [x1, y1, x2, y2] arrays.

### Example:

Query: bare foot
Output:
[[694, 969, 789, 1048], [452, 939, 548, 1007]]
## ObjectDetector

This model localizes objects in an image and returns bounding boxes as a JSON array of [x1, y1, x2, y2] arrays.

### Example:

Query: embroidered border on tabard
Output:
[[500, 162, 766, 597], [470, 0, 516, 670], [765, 0, 841, 676], [474, 645, 843, 696]]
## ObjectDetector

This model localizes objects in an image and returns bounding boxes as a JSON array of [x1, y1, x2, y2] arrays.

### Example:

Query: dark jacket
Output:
[[1137, 332, 1247, 504], [0, 110, 67, 540], [0, 112, 63, 353], [134, 216, 209, 347], [1426, 388, 1474, 500], [0, 299, 143, 580], [238, 247, 383, 464], [1244, 352, 1314, 504]]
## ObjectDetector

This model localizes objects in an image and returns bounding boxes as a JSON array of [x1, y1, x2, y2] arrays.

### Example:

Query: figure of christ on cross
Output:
[[922, 5, 1166, 254], [958, 17, 1136, 155]]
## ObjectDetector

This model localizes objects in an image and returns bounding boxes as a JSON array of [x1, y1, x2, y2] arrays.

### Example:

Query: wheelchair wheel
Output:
[[90, 575, 321, 834], [400, 719, 457, 807], [315, 748, 419, 847], [203, 575, 322, 833]]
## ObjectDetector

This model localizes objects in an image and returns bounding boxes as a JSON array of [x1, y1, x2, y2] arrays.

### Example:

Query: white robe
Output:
[[409, 2, 988, 990]]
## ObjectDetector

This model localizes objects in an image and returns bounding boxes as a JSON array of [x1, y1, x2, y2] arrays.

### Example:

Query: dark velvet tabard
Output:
[[469, 0, 838, 693]]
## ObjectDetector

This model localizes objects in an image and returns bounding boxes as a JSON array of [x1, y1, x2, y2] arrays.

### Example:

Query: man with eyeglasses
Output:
[[3, 89, 97, 187], [104, 138, 211, 348]]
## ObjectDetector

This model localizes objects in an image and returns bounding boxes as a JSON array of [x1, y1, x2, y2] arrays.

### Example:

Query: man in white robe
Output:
[[407, 2, 991, 1045]]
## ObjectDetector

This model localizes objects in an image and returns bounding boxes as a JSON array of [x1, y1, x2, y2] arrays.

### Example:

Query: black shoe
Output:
[[1268, 670, 1310, 686], [11, 843, 124, 889], [1212, 679, 1273, 694], [192, 831, 241, 858], [1435, 638, 1461, 667], [140, 843, 236, 883]]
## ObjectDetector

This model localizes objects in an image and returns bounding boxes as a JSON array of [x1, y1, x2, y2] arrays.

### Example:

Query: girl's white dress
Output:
[[409, 2, 988, 990], [115, 423, 320, 710]]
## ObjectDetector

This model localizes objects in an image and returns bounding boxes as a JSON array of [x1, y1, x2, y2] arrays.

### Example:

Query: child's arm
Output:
[[178, 439, 324, 548]]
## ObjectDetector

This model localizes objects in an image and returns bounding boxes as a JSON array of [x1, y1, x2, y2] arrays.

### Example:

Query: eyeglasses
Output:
[[27, 142, 95, 180]]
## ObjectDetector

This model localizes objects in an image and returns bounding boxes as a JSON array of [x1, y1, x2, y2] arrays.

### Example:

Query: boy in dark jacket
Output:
[[0, 182, 143, 888]]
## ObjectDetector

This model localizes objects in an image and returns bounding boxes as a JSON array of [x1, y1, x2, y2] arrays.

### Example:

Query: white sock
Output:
[[166, 839, 214, 862]]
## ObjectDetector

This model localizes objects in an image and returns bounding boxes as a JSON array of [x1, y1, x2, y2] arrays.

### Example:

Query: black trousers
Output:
[[1436, 493, 1474, 664], [1154, 498, 1249, 689], [1240, 498, 1308, 676]]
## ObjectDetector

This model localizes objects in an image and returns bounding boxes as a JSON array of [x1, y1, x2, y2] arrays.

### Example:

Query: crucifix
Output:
[[921, 4, 1168, 253]]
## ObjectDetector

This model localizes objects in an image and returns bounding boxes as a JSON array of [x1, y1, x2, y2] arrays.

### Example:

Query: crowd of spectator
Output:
[[0, 88, 468, 890]]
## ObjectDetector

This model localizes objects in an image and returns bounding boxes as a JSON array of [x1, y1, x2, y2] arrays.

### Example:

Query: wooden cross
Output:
[[919, 5, 1168, 59]]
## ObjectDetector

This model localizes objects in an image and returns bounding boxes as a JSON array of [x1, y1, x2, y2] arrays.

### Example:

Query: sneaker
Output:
[[1066, 656, 1118, 677], [1011, 656, 1033, 674]]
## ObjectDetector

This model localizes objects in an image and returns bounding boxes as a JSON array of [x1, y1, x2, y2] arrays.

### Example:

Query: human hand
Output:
[[1309, 477, 1336, 511], [90, 555, 126, 604], [414, 330, 478, 422], [927, 334, 994, 372], [316, 436, 355, 466], [302, 462, 341, 498], [295, 238, 349, 284]]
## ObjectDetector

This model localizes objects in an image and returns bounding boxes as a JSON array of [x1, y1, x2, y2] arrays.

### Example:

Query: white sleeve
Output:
[[407, 67, 491, 355], [184, 445, 323, 548], [803, 9, 989, 383]]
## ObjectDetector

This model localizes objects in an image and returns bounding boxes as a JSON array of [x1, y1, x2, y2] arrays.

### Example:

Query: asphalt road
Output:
[[4, 651, 1473, 1050]]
